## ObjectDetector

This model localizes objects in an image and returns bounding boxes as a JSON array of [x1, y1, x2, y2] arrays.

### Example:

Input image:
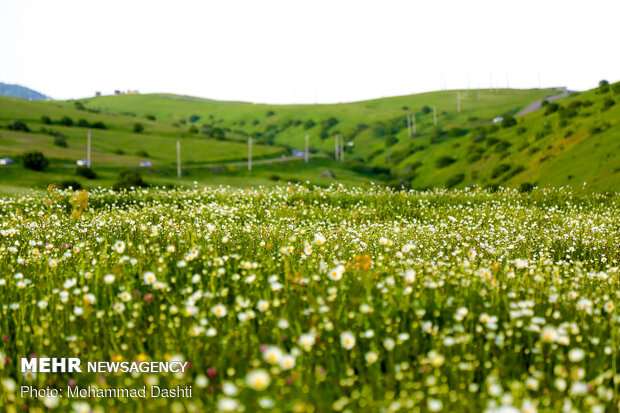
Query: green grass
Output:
[[74, 88, 554, 156], [10, 85, 620, 192], [394, 83, 620, 191], [0, 186, 618, 411]]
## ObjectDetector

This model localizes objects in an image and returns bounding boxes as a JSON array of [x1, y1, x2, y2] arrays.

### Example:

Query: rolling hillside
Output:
[[392, 81, 620, 191], [75, 89, 555, 158], [2, 83, 619, 192]]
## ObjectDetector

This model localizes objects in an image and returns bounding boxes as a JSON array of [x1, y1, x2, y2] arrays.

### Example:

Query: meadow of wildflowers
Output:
[[0, 184, 618, 412]]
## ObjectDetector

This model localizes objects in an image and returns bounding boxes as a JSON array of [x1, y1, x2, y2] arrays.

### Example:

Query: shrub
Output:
[[22, 151, 49, 171], [612, 84, 620, 95], [501, 115, 517, 128], [77, 119, 89, 127], [449, 127, 465, 137], [504, 165, 526, 180], [603, 98, 615, 110], [188, 125, 199, 134], [146, 114, 156, 121], [59, 116, 74, 126], [491, 163, 511, 179], [91, 121, 106, 129], [112, 170, 148, 191], [136, 150, 149, 158], [516, 126, 527, 135], [421, 106, 432, 114], [303, 119, 316, 130], [598, 80, 610, 93], [494, 140, 512, 152], [58, 180, 82, 190], [133, 123, 144, 133], [321, 117, 339, 130], [41, 115, 52, 125], [8, 120, 30, 132], [53, 135, 67, 147], [114, 149, 125, 155], [189, 115, 201, 123], [436, 156, 456, 168], [544, 103, 560, 115], [520, 182, 535, 192], [76, 166, 97, 179], [385, 136, 398, 147], [446, 173, 465, 188], [266, 111, 276, 117], [74, 101, 86, 111]]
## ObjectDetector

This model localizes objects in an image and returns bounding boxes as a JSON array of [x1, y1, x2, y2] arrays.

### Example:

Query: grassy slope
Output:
[[75, 89, 554, 157], [7, 85, 618, 193], [0, 97, 287, 192], [402, 83, 620, 191]]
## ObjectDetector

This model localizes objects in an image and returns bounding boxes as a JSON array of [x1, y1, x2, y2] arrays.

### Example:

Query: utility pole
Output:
[[406, 114, 411, 138], [334, 135, 339, 161], [248, 136, 252, 171], [304, 133, 309, 163], [412, 113, 416, 136], [433, 106, 437, 127], [87, 129, 91, 167], [176, 140, 181, 179], [457, 91, 461, 113]]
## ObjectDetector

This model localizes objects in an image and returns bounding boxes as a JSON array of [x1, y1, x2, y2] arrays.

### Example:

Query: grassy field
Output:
[[0, 186, 618, 412]]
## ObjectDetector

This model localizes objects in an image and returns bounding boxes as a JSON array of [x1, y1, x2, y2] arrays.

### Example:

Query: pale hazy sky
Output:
[[1, 0, 618, 103]]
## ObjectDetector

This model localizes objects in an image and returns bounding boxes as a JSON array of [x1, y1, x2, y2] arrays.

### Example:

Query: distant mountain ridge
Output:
[[0, 82, 49, 100]]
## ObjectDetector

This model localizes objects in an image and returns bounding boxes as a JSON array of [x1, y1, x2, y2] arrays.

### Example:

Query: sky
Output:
[[0, 0, 618, 103]]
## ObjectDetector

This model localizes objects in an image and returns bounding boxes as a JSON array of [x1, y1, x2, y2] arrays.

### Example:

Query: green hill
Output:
[[392, 81, 620, 191], [75, 89, 554, 155], [2, 83, 619, 193]]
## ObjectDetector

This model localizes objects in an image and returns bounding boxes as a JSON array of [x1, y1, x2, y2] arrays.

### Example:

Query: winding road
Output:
[[516, 89, 572, 117]]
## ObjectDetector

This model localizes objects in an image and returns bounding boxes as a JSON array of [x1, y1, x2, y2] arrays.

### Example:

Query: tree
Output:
[[599, 80, 610, 93], [22, 151, 49, 171], [435, 156, 456, 168], [112, 170, 148, 191], [59, 180, 82, 190], [41, 115, 52, 125], [133, 123, 144, 133], [501, 115, 517, 128], [59, 116, 74, 126], [303, 119, 316, 130], [8, 120, 29, 132], [76, 166, 97, 179], [421, 106, 432, 114]]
